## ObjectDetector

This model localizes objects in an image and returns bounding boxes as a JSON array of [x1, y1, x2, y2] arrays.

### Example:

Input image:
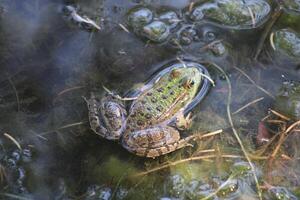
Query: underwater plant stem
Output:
[[7, 76, 20, 112], [233, 66, 275, 99], [197, 129, 223, 138], [254, 5, 283, 60], [233, 97, 264, 115], [247, 6, 256, 28], [119, 23, 130, 33], [39, 121, 88, 135], [270, 32, 276, 50], [270, 120, 300, 160], [200, 175, 235, 200], [0, 164, 7, 184], [3, 133, 22, 150], [206, 62, 263, 200], [269, 109, 291, 121], [133, 154, 243, 177], [0, 193, 31, 200], [57, 86, 85, 97]]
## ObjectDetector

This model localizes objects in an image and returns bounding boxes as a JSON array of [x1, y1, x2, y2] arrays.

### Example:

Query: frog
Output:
[[85, 61, 211, 158]]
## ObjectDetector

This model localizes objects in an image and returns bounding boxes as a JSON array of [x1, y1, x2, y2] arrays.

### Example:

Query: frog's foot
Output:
[[175, 111, 193, 130], [84, 92, 126, 140], [121, 126, 198, 158]]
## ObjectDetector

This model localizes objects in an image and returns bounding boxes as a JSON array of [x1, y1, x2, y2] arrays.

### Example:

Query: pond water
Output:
[[0, 0, 300, 199]]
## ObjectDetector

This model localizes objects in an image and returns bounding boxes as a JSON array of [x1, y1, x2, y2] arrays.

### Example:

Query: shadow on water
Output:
[[0, 0, 300, 199]]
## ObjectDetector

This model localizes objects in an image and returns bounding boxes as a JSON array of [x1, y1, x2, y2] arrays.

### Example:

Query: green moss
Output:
[[283, 0, 300, 13], [275, 82, 300, 120], [190, 0, 271, 29], [274, 29, 300, 59]]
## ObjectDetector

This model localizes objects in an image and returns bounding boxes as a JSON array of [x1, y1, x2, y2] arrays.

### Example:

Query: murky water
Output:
[[0, 0, 300, 199]]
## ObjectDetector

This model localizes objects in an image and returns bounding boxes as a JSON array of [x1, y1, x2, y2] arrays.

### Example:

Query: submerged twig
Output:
[[7, 76, 20, 111], [270, 32, 276, 50], [269, 109, 291, 121], [196, 149, 216, 154], [254, 6, 283, 60], [247, 6, 256, 28], [0, 193, 32, 200], [233, 97, 264, 115], [233, 66, 275, 99], [270, 120, 300, 161], [53, 86, 86, 103], [3, 133, 22, 150], [39, 121, 87, 136], [133, 154, 242, 177], [284, 119, 300, 135], [119, 23, 130, 33], [0, 164, 7, 184], [189, 1, 195, 12], [57, 86, 85, 97], [194, 129, 223, 139]]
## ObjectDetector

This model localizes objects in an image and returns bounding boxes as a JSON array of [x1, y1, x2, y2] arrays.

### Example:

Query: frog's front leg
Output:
[[84, 93, 126, 140], [175, 111, 193, 130], [121, 125, 200, 158]]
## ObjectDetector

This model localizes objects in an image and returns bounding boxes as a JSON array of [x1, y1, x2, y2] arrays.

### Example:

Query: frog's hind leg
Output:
[[121, 126, 200, 158], [84, 92, 126, 140]]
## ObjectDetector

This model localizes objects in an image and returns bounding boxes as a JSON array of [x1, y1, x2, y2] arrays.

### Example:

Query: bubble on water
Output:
[[85, 185, 112, 200], [268, 186, 298, 200], [127, 7, 153, 30], [185, 180, 216, 199], [116, 187, 128, 200], [209, 41, 226, 56], [204, 31, 216, 42], [142, 21, 170, 43], [6, 158, 17, 169], [158, 11, 180, 29], [22, 148, 33, 163], [11, 150, 21, 162], [166, 174, 186, 198]]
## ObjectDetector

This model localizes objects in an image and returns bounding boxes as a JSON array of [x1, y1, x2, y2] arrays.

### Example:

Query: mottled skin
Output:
[[86, 66, 208, 158]]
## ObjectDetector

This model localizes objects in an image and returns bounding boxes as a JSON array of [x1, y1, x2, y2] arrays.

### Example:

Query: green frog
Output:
[[85, 61, 211, 158]]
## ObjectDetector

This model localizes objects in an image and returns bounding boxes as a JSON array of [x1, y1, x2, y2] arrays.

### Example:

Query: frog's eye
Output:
[[183, 79, 195, 89]]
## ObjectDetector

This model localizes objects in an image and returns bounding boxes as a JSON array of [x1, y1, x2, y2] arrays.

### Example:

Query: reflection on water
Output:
[[0, 0, 300, 199]]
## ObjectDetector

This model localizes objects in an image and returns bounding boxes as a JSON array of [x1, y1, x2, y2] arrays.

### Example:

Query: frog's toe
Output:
[[176, 111, 193, 130]]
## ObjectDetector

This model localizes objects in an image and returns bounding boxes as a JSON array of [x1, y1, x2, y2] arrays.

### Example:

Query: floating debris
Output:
[[63, 5, 101, 31]]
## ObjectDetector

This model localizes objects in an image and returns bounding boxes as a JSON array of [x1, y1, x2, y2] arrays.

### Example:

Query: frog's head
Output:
[[169, 67, 202, 97]]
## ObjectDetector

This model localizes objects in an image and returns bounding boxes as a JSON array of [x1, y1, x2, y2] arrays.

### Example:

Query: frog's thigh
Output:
[[86, 93, 126, 140], [124, 126, 194, 158], [129, 126, 180, 148]]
